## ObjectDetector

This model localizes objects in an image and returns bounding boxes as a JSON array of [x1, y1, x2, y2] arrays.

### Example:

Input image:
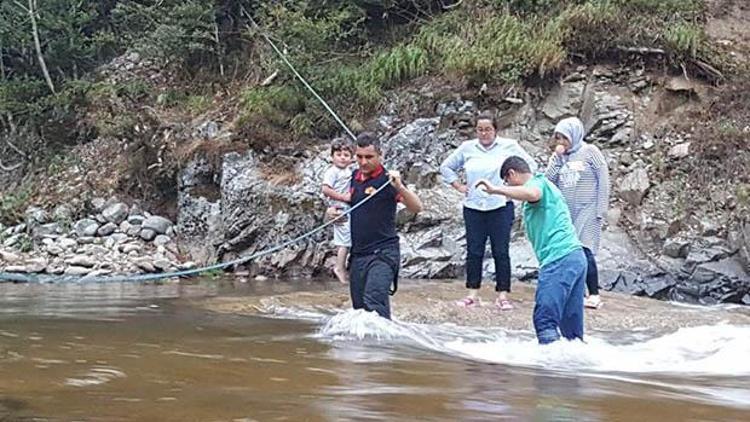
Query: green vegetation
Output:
[[238, 0, 720, 139], [0, 187, 32, 224], [0, 0, 724, 152]]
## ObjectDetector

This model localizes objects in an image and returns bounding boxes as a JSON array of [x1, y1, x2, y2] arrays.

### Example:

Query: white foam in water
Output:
[[65, 366, 127, 387], [318, 310, 750, 377], [447, 324, 750, 376]]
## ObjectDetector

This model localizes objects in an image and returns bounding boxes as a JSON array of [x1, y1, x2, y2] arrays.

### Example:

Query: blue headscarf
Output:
[[554, 117, 585, 155]]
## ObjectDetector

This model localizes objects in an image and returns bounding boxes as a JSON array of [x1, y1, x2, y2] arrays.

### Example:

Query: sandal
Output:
[[456, 297, 481, 308], [495, 298, 514, 311], [584, 295, 602, 309]]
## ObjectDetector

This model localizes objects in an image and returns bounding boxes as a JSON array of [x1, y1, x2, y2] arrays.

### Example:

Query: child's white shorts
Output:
[[333, 220, 351, 247]]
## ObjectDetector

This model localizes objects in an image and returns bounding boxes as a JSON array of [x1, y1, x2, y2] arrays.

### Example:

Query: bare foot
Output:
[[333, 267, 348, 284]]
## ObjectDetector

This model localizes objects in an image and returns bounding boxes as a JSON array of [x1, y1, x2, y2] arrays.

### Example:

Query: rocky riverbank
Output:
[[1, 62, 748, 305], [0, 200, 194, 279]]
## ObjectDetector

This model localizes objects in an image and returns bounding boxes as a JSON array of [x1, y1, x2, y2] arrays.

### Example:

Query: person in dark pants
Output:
[[327, 132, 423, 319], [477, 156, 586, 344], [545, 117, 609, 309], [439, 113, 537, 310]]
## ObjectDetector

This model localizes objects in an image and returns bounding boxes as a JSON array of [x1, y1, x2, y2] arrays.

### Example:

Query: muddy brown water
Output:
[[1, 279, 749, 421]]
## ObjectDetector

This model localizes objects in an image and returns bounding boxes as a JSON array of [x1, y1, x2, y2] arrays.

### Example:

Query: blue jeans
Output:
[[534, 248, 587, 344], [463, 204, 514, 292]]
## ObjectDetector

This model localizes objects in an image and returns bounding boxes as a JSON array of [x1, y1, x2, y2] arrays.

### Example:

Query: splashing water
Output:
[[318, 309, 750, 377]]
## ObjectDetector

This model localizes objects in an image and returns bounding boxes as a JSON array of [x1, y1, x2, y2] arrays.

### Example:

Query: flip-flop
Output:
[[456, 297, 481, 308], [496, 298, 514, 311]]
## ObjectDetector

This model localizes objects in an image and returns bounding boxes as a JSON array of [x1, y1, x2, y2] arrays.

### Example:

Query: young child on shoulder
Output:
[[322, 138, 354, 284]]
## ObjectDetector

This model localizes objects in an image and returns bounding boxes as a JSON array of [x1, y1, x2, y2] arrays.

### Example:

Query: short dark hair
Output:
[[330, 137, 352, 155], [355, 132, 381, 153], [474, 112, 498, 130], [500, 156, 532, 179]]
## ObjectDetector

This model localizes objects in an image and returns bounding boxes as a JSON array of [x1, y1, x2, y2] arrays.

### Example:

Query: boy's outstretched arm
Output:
[[475, 180, 541, 203]]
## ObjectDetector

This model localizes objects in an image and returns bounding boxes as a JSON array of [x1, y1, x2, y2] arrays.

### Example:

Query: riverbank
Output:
[[203, 279, 750, 332]]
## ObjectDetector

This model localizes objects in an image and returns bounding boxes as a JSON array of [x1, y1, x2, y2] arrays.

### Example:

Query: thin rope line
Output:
[[241, 6, 357, 141]]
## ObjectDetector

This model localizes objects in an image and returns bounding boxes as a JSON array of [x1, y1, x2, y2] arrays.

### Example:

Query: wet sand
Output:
[[203, 280, 750, 332]]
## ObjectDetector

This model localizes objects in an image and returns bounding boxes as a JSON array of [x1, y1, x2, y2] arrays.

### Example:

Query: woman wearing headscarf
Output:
[[546, 117, 610, 309]]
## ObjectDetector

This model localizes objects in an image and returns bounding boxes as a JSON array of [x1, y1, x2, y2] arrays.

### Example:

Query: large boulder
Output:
[[618, 168, 650, 206], [102, 203, 129, 224], [729, 222, 750, 273], [73, 219, 100, 237], [142, 216, 173, 234]]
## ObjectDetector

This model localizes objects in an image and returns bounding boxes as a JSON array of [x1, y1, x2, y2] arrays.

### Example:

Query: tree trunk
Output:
[[28, 0, 56, 94]]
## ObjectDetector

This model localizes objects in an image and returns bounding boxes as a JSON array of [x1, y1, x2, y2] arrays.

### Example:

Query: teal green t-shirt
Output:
[[522, 173, 582, 267]]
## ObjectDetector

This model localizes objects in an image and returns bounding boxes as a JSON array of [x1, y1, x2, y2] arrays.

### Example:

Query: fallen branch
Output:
[[441, 0, 463, 10], [0, 158, 23, 172], [260, 70, 279, 86], [616, 46, 666, 55], [5, 138, 27, 158], [692, 59, 724, 81]]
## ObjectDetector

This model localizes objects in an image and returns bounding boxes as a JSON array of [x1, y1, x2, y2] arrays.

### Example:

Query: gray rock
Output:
[[24, 206, 48, 226], [129, 203, 143, 217], [133, 259, 156, 273], [46, 266, 65, 275], [153, 258, 172, 272], [119, 244, 141, 254], [104, 237, 116, 249], [97, 222, 118, 236], [177, 261, 197, 270], [142, 216, 172, 234], [542, 81, 585, 120], [46, 245, 64, 256], [32, 223, 62, 239], [52, 204, 74, 222], [24, 258, 47, 273], [618, 168, 650, 206], [64, 266, 92, 276], [77, 236, 96, 245], [90, 197, 107, 212], [0, 249, 22, 263], [153, 235, 171, 246], [74, 219, 100, 237], [102, 203, 129, 224], [139, 228, 157, 241], [668, 142, 691, 159], [127, 215, 145, 225], [58, 237, 77, 249], [126, 225, 141, 237], [729, 222, 750, 272], [120, 221, 132, 233], [65, 255, 97, 268], [110, 233, 129, 244], [5, 265, 28, 273], [663, 239, 690, 259], [196, 120, 219, 139], [683, 247, 730, 273], [3, 234, 21, 248]]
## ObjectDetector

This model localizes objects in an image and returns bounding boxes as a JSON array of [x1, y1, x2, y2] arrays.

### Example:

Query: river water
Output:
[[1, 279, 748, 421]]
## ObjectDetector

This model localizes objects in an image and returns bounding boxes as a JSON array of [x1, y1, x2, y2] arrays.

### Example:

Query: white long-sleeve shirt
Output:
[[440, 137, 537, 211]]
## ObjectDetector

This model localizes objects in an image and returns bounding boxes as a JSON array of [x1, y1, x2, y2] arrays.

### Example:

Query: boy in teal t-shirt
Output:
[[476, 156, 587, 344]]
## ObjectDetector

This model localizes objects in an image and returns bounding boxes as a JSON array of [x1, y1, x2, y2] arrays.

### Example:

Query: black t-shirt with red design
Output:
[[349, 165, 402, 256]]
